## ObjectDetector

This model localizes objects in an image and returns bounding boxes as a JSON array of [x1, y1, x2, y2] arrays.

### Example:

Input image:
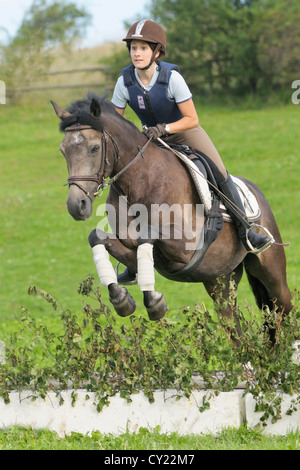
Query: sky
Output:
[[0, 0, 151, 47]]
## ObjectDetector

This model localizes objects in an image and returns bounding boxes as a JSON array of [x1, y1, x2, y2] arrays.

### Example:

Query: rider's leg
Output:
[[165, 125, 227, 177], [165, 126, 273, 252]]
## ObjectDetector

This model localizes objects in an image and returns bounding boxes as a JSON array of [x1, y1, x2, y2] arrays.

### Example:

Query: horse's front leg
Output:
[[89, 228, 167, 321], [136, 227, 167, 321], [88, 229, 136, 317]]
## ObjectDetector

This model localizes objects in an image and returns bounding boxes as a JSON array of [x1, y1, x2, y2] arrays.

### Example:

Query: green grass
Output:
[[0, 95, 299, 449], [0, 425, 299, 450], [0, 97, 299, 329]]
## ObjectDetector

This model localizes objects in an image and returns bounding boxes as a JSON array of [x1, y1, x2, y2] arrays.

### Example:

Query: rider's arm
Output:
[[114, 107, 125, 116], [166, 98, 199, 134]]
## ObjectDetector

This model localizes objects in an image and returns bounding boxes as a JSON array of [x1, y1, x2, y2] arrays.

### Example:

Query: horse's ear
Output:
[[90, 98, 101, 118], [50, 100, 72, 120]]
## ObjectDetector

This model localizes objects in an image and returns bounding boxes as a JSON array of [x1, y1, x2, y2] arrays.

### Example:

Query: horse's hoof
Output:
[[108, 283, 136, 317], [145, 292, 167, 321]]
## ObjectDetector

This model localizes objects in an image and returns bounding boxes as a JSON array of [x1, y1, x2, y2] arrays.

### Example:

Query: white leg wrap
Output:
[[92, 244, 117, 288], [137, 243, 155, 291]]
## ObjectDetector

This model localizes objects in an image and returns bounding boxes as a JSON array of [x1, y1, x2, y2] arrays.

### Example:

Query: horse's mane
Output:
[[65, 91, 113, 115], [59, 91, 138, 133]]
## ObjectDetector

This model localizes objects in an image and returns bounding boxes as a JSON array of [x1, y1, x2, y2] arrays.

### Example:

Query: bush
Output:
[[0, 275, 299, 424]]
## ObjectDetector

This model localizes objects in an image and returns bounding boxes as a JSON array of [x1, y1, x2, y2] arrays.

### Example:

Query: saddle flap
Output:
[[173, 148, 261, 222]]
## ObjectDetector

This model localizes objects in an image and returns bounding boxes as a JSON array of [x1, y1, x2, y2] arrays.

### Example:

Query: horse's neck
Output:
[[116, 124, 146, 161], [108, 119, 176, 201], [112, 124, 151, 177]]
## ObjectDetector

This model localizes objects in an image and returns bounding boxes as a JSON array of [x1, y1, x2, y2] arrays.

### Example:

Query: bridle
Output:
[[63, 123, 119, 201], [63, 122, 152, 200]]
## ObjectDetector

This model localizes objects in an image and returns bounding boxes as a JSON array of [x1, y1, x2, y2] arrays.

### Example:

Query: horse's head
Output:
[[51, 96, 117, 221]]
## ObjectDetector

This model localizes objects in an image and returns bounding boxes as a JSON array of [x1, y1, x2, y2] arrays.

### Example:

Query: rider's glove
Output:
[[142, 124, 170, 140]]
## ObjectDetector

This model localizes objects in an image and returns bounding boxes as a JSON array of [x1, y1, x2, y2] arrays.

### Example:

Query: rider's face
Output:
[[130, 41, 155, 69]]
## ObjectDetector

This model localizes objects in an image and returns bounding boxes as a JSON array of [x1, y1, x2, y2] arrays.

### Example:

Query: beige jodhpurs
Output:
[[164, 125, 227, 179]]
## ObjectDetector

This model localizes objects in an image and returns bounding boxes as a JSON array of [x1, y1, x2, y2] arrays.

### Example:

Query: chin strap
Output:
[[140, 44, 161, 70], [140, 60, 154, 71]]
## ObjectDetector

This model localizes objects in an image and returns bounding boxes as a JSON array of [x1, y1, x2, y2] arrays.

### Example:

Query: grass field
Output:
[[0, 96, 299, 327], [0, 92, 299, 449], [0, 425, 299, 450]]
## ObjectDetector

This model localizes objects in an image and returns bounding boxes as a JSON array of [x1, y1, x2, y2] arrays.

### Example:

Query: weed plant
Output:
[[0, 276, 299, 427]]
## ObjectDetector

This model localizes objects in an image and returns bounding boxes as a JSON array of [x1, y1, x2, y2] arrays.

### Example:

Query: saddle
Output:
[[166, 143, 261, 221], [159, 143, 261, 280]]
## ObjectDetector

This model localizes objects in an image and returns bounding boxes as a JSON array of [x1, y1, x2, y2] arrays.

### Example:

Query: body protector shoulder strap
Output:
[[122, 61, 183, 127]]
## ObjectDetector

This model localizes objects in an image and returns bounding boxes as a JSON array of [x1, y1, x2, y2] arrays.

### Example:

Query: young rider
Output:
[[111, 19, 272, 283]]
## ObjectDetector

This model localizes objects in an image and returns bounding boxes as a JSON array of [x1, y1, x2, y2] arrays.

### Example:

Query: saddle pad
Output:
[[178, 152, 261, 222], [178, 152, 212, 213], [222, 176, 261, 223]]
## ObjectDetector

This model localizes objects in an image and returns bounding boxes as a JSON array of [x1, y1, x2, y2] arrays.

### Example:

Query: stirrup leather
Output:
[[246, 224, 275, 255]]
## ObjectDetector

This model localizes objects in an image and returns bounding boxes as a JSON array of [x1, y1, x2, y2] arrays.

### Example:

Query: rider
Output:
[[111, 19, 273, 283]]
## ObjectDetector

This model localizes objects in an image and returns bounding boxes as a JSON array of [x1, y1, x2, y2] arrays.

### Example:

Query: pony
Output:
[[51, 93, 292, 343]]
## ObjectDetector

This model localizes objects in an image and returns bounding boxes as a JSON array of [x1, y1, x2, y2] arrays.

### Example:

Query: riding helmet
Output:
[[123, 19, 166, 56]]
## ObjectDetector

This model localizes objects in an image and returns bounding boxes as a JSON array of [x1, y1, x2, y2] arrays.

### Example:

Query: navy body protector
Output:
[[122, 61, 184, 127]]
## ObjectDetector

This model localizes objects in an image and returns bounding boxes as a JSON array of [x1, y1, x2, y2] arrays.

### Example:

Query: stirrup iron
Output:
[[246, 224, 275, 255]]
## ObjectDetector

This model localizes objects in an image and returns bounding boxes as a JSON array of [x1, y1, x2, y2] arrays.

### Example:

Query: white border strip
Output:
[[0, 390, 299, 437]]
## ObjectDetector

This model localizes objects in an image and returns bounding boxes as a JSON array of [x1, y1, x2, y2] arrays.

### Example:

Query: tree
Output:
[[256, 0, 300, 87], [0, 0, 91, 99], [148, 0, 300, 96]]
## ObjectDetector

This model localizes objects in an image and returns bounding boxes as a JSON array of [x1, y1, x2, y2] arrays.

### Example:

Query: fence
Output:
[[6, 65, 114, 98]]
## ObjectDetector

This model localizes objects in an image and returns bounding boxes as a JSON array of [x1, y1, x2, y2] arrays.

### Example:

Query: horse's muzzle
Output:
[[66, 187, 93, 221]]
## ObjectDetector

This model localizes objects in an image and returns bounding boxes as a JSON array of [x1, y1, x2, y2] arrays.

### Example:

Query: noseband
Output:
[[64, 123, 119, 201]]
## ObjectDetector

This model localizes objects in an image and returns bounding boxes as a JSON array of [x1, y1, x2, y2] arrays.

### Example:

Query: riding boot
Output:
[[117, 267, 137, 285], [218, 172, 274, 253]]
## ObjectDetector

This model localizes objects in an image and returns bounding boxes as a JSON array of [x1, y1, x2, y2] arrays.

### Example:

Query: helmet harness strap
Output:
[[139, 43, 161, 71]]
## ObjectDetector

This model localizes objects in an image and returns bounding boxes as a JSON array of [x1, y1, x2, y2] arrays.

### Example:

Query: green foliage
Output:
[[0, 0, 91, 98], [101, 47, 131, 85], [0, 276, 299, 426], [147, 0, 300, 96]]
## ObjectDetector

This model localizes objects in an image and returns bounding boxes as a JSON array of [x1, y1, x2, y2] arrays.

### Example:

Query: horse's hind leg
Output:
[[244, 246, 292, 343], [242, 182, 292, 340], [88, 229, 137, 317], [203, 263, 244, 343], [244, 241, 292, 313]]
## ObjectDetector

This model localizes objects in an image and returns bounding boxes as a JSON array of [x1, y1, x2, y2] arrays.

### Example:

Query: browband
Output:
[[64, 123, 92, 132], [60, 110, 102, 133]]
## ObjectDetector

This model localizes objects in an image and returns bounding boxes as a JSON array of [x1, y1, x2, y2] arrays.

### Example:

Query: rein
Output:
[[95, 137, 153, 196], [63, 123, 152, 199]]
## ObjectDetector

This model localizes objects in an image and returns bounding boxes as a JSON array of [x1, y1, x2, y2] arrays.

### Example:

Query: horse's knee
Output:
[[137, 225, 159, 246], [88, 228, 103, 248], [89, 228, 115, 248]]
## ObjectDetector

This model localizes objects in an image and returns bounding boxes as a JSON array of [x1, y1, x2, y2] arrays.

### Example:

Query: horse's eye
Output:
[[90, 144, 100, 154]]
